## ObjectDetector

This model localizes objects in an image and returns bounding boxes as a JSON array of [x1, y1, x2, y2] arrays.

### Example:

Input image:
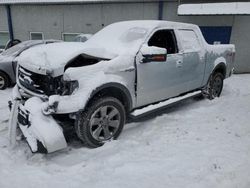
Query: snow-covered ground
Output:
[[0, 75, 250, 188]]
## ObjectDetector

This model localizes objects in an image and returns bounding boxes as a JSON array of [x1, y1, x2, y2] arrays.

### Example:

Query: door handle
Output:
[[176, 60, 183, 68]]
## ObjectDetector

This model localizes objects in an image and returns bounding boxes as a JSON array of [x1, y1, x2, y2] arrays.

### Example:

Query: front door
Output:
[[136, 29, 186, 107]]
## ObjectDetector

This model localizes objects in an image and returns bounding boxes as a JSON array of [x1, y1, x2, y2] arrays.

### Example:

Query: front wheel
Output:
[[205, 72, 224, 100], [75, 97, 125, 148]]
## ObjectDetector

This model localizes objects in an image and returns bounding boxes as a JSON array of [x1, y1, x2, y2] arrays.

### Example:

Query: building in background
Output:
[[0, 0, 249, 73]]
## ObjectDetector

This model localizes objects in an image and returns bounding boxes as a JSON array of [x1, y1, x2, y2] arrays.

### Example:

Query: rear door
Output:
[[176, 29, 206, 90]]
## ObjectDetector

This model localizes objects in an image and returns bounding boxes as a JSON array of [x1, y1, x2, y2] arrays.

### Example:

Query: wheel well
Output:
[[87, 86, 132, 114], [213, 63, 226, 79], [0, 70, 11, 86]]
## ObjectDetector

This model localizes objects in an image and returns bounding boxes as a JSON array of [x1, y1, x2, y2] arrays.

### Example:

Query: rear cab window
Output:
[[177, 29, 201, 52]]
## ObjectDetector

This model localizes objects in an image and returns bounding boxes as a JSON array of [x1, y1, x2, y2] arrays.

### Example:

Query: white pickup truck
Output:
[[9, 20, 235, 153]]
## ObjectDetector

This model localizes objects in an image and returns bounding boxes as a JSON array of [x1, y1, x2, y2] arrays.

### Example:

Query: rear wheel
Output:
[[75, 97, 125, 148], [205, 72, 224, 100], [0, 71, 10, 90]]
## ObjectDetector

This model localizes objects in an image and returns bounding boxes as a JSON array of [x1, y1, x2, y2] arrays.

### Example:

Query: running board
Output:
[[130, 91, 202, 119]]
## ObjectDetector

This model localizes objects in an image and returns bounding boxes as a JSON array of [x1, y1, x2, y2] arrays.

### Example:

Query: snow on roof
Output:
[[178, 2, 250, 15], [0, 0, 143, 5]]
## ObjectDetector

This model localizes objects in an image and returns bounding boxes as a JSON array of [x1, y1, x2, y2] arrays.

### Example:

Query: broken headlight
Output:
[[62, 80, 79, 95]]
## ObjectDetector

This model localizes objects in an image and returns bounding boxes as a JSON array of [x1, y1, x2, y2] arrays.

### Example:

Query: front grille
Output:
[[18, 66, 62, 96]]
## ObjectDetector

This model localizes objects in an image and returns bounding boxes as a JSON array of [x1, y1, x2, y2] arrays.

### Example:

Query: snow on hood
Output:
[[17, 42, 117, 76]]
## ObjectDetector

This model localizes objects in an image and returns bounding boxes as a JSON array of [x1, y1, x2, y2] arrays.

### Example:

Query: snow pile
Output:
[[0, 75, 250, 188]]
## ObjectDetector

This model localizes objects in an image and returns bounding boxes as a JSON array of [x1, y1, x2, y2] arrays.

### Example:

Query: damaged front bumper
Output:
[[18, 104, 49, 153], [9, 87, 67, 153], [17, 80, 83, 115]]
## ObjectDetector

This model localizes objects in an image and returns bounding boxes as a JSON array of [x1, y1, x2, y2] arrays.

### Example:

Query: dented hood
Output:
[[17, 42, 118, 76]]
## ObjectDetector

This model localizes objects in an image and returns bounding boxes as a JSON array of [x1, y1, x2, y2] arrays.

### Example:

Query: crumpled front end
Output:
[[11, 50, 135, 153]]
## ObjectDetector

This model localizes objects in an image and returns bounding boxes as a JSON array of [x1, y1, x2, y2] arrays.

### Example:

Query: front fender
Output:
[[45, 74, 133, 114], [87, 82, 133, 111]]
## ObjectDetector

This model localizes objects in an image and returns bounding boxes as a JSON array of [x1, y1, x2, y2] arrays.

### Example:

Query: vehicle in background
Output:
[[0, 39, 22, 54], [74, 34, 93, 42], [12, 20, 235, 153], [4, 39, 22, 50], [0, 39, 60, 90]]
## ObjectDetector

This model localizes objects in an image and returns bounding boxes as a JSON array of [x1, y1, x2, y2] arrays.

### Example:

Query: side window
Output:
[[178, 30, 201, 52], [148, 30, 178, 54]]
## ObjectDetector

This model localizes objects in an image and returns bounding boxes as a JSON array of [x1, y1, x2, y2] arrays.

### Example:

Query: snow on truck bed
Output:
[[1, 74, 250, 188]]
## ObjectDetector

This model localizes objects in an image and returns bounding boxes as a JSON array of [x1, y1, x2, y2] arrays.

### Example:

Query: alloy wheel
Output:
[[89, 105, 121, 141], [212, 75, 223, 98]]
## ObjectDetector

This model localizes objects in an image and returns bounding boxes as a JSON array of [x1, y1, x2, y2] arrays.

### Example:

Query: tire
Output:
[[206, 72, 224, 100], [0, 71, 10, 90], [75, 97, 126, 148]]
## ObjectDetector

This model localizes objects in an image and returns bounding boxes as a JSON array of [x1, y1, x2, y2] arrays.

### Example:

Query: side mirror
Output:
[[140, 44, 167, 63]]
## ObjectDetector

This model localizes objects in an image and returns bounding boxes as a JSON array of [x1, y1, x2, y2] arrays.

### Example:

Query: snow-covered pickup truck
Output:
[[9, 21, 235, 153]]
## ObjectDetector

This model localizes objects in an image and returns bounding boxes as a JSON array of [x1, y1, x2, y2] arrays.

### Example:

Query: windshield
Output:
[[85, 22, 151, 54], [1, 40, 42, 56]]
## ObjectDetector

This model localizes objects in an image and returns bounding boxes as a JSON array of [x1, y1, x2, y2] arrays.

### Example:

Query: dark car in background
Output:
[[0, 40, 60, 90]]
